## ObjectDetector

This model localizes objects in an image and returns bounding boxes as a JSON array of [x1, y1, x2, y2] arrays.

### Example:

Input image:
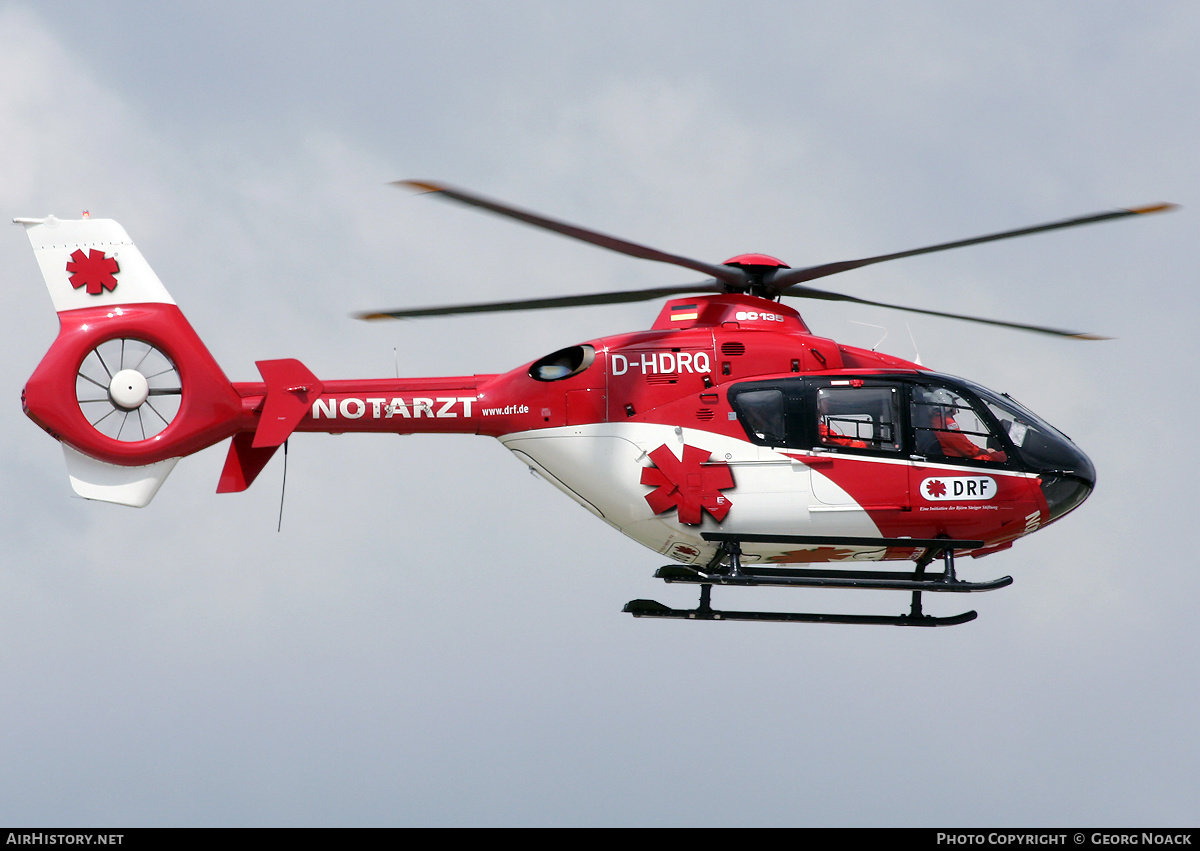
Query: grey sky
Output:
[[0, 1, 1196, 826]]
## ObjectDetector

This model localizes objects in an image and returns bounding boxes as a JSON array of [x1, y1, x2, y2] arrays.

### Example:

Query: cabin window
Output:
[[731, 388, 787, 444], [815, 385, 901, 452], [529, 345, 596, 382], [730, 378, 905, 454]]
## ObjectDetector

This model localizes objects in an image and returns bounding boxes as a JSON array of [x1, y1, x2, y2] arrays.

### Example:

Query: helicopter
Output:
[[17, 185, 1175, 626]]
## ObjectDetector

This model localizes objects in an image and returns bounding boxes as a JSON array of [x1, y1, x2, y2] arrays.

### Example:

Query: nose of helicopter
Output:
[[1039, 465, 1095, 523], [971, 386, 1097, 524], [1029, 428, 1096, 523]]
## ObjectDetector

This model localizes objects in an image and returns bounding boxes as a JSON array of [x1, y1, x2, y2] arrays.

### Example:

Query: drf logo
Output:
[[920, 476, 997, 501]]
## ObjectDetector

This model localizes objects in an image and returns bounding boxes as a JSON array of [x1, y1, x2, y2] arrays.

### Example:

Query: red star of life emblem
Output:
[[925, 479, 947, 498], [640, 443, 735, 526], [66, 249, 120, 295]]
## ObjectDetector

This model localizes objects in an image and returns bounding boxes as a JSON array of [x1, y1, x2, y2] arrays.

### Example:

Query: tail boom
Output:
[[215, 373, 492, 493], [19, 215, 526, 505]]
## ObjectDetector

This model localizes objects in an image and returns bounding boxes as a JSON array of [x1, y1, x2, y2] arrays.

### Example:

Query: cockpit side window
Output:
[[910, 384, 1008, 463]]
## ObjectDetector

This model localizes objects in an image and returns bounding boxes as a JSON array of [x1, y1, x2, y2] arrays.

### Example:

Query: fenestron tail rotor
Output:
[[75, 338, 182, 442], [357, 181, 1177, 338]]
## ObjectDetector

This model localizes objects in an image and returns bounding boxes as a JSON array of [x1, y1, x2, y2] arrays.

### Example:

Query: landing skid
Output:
[[623, 533, 1012, 627]]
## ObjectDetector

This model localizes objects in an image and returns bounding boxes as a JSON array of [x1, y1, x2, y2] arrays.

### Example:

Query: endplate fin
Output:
[[252, 358, 323, 448], [217, 433, 278, 493]]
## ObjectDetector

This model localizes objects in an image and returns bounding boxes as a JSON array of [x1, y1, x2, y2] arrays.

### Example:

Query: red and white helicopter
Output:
[[17, 184, 1173, 626]]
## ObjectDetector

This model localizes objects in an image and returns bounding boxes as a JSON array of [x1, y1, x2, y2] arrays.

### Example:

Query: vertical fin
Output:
[[217, 433, 279, 493], [62, 445, 179, 507], [16, 216, 175, 312]]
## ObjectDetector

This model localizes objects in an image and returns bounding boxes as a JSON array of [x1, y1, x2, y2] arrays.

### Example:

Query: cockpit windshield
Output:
[[955, 378, 1094, 480]]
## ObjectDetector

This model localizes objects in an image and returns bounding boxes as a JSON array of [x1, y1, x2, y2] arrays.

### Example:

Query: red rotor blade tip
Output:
[[395, 180, 445, 194], [1129, 202, 1179, 215]]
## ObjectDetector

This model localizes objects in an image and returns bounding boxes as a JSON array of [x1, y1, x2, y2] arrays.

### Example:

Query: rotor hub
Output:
[[108, 369, 150, 411], [720, 255, 791, 298], [722, 253, 789, 269]]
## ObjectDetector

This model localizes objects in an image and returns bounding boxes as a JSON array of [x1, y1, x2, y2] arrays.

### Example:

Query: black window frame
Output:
[[727, 373, 1024, 468], [728, 376, 907, 457]]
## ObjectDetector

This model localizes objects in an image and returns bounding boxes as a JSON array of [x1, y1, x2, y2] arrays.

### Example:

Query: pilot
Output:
[[919, 388, 1006, 462], [817, 394, 868, 448]]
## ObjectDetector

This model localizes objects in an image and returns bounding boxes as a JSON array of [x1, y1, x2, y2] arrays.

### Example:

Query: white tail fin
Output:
[[61, 445, 179, 508], [16, 215, 175, 312]]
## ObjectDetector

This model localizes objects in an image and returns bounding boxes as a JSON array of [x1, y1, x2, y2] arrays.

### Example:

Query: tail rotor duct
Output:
[[75, 338, 182, 442]]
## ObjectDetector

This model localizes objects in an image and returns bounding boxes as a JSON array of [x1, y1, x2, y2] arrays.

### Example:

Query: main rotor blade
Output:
[[771, 203, 1178, 290], [397, 180, 747, 288], [780, 282, 1108, 339], [356, 281, 725, 320]]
